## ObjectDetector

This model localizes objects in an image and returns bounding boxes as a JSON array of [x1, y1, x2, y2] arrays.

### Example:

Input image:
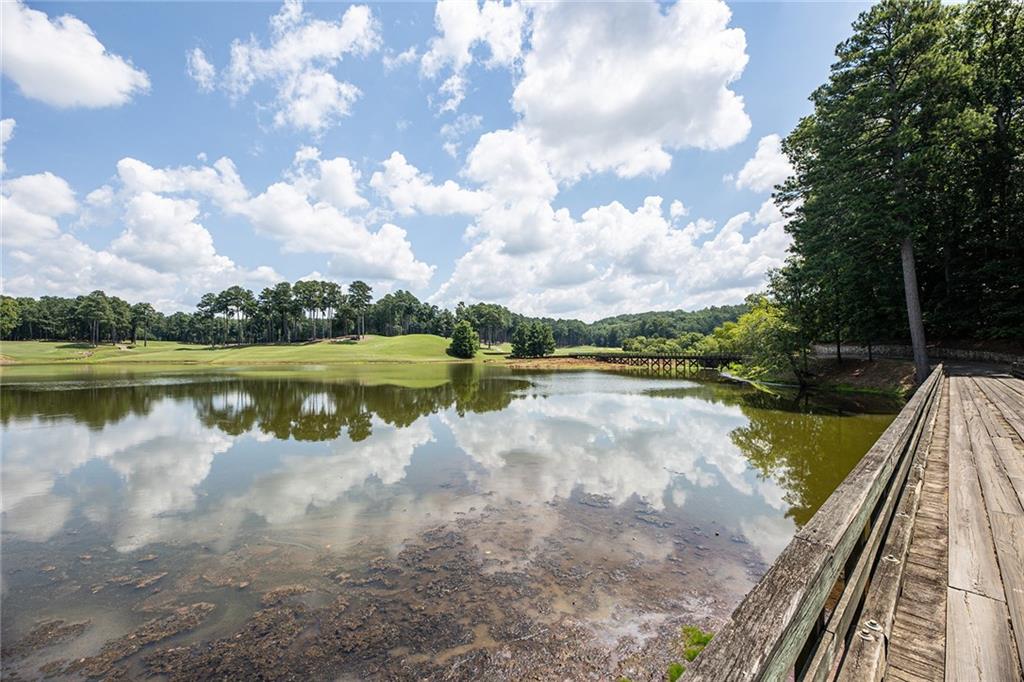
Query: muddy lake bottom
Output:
[[0, 366, 899, 680]]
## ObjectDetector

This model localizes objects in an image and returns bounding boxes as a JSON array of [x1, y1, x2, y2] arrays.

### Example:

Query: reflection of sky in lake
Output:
[[1, 370, 894, 568]]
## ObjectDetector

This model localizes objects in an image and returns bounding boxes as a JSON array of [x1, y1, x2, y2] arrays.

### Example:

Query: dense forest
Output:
[[0, 282, 747, 351], [598, 0, 1024, 383], [767, 0, 1023, 378], [644, 0, 1024, 384]]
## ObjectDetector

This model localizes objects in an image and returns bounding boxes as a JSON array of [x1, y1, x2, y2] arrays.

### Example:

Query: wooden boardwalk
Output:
[[685, 365, 1024, 681], [887, 369, 1024, 681]]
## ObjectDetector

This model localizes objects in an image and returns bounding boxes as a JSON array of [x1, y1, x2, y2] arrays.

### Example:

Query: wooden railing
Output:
[[684, 364, 944, 681], [570, 353, 743, 368]]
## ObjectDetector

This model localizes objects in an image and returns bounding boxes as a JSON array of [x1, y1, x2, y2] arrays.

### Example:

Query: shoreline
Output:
[[0, 340, 917, 396]]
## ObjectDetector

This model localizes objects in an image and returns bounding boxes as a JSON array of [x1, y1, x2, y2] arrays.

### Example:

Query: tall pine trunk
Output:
[[900, 237, 929, 384]]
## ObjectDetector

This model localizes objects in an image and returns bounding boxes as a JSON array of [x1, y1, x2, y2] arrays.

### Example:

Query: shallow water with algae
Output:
[[0, 365, 898, 679]]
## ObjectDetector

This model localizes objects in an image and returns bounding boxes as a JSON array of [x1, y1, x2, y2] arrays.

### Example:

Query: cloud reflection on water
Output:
[[1, 370, 893, 564]]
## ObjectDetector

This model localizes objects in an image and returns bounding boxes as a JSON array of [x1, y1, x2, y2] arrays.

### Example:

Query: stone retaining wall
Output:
[[811, 343, 1023, 365]]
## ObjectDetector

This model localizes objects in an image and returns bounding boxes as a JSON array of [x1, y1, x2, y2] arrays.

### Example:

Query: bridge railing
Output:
[[569, 352, 744, 362], [683, 364, 944, 681]]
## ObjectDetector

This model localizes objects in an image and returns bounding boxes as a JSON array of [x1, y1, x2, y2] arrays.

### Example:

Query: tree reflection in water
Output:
[[1, 368, 898, 534], [644, 381, 900, 527], [1, 364, 530, 443]]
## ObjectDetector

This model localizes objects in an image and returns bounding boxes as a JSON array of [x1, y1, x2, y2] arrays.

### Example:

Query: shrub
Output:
[[447, 320, 480, 359]]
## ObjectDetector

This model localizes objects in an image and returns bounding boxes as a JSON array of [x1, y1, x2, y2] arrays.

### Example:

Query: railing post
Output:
[[683, 366, 943, 681]]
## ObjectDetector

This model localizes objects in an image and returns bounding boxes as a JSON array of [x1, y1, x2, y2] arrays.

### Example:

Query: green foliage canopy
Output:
[[447, 320, 480, 359], [510, 322, 557, 358]]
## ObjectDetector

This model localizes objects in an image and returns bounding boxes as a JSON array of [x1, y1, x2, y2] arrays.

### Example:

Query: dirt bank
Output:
[[804, 358, 916, 396], [499, 356, 627, 371]]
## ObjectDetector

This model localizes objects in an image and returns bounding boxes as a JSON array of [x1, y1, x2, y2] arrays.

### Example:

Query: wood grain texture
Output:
[[997, 376, 1024, 401], [975, 377, 1024, 442], [945, 587, 1021, 682], [947, 377, 1005, 600], [990, 511, 1024, 674], [995, 436, 1024, 513], [836, 376, 944, 682], [962, 382, 1023, 516], [885, 378, 950, 682]]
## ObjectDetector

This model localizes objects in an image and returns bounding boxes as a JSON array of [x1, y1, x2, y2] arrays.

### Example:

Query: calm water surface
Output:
[[0, 365, 899, 679]]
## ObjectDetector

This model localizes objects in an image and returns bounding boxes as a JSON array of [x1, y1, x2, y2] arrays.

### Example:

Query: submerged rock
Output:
[[2, 619, 91, 658], [67, 602, 215, 678], [260, 584, 311, 607], [578, 493, 613, 508]]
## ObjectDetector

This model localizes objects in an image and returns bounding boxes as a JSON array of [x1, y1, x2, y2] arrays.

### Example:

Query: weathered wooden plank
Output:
[[990, 510, 1024, 674], [963, 383, 1024, 516], [997, 376, 1024, 402], [886, 665, 935, 682], [999, 437, 1024, 512], [887, 638, 943, 671], [684, 366, 943, 681], [945, 587, 1021, 682], [984, 375, 1024, 410], [893, 596, 945, 627], [834, 376, 944, 682], [947, 377, 1005, 600], [974, 377, 1024, 442], [681, 537, 834, 680], [884, 378, 952, 682], [890, 647, 944, 680], [967, 378, 1013, 438]]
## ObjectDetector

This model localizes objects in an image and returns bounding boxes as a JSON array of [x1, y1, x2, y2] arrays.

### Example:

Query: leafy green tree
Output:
[[321, 281, 344, 338], [130, 302, 156, 346], [447, 320, 480, 359], [510, 324, 530, 357], [433, 309, 456, 338], [775, 0, 1024, 379], [479, 305, 506, 347], [75, 291, 113, 346], [0, 296, 21, 338], [510, 322, 556, 358], [269, 282, 298, 342], [347, 280, 372, 338]]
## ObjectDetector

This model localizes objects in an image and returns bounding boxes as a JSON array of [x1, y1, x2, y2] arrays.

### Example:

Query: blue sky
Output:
[[1, 0, 868, 320]]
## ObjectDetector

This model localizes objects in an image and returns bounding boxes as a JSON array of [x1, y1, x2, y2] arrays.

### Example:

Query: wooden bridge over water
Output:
[[570, 352, 742, 371], [685, 364, 1024, 681]]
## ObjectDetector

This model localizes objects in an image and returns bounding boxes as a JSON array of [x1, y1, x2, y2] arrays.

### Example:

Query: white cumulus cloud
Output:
[[512, 0, 750, 181], [111, 151, 432, 288], [192, 0, 379, 133], [370, 152, 491, 216], [0, 119, 15, 174], [734, 134, 793, 192], [431, 195, 790, 321], [421, 0, 526, 112], [186, 47, 216, 92], [1, 0, 149, 108]]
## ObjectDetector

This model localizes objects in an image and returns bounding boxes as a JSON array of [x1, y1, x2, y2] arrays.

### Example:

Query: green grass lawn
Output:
[[0, 335, 621, 367], [478, 342, 619, 357]]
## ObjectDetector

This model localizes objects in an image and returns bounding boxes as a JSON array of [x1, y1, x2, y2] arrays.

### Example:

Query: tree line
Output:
[[0, 283, 748, 350], [768, 0, 1023, 382], [655, 0, 1024, 387]]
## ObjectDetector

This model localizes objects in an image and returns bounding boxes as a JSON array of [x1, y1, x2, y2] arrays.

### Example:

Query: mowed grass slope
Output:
[[0, 336, 624, 367], [0, 335, 456, 365]]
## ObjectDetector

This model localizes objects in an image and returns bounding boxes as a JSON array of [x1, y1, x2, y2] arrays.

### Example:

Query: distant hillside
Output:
[[581, 304, 749, 347]]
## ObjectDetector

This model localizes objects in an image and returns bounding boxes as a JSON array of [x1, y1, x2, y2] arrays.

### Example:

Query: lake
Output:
[[0, 365, 899, 679]]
